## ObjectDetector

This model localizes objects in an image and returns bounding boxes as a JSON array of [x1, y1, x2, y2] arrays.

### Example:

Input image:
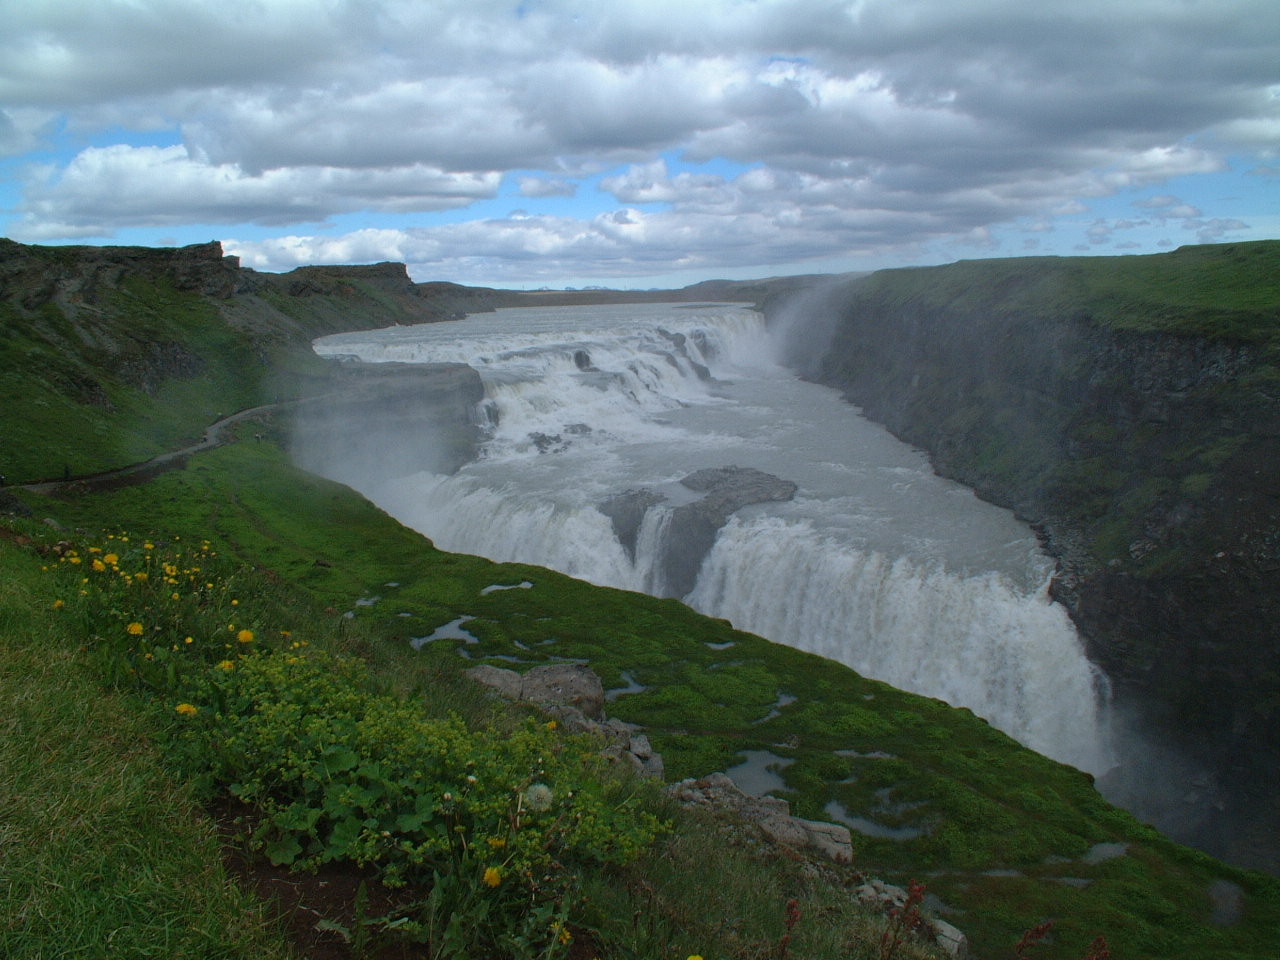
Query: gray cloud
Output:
[[2, 0, 1278, 277]]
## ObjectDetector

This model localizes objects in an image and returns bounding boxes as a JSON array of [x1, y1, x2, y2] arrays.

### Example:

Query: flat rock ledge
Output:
[[464, 663, 664, 780], [669, 772, 853, 865]]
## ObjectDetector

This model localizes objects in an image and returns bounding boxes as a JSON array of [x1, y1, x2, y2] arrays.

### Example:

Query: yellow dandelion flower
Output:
[[68, 556, 81, 565], [52, 599, 65, 610], [171, 592, 180, 600], [126, 622, 144, 635], [486, 837, 507, 849], [184, 636, 194, 644], [104, 553, 119, 565], [482, 867, 502, 888], [217, 660, 235, 671], [88, 547, 101, 554], [231, 599, 239, 606], [175, 703, 199, 717], [144, 542, 154, 550], [91, 559, 106, 572], [546, 720, 558, 731], [134, 572, 148, 582], [557, 925, 573, 946], [237, 629, 255, 643]]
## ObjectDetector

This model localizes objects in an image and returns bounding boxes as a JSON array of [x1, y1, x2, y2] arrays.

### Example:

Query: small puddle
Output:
[[605, 670, 648, 702], [705, 641, 736, 651], [481, 581, 534, 595], [1083, 842, 1128, 865], [754, 691, 797, 724], [410, 616, 479, 650], [824, 800, 927, 840], [724, 750, 794, 797]]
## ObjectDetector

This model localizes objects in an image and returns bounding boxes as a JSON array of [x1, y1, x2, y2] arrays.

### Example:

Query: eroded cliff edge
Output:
[[773, 241, 1280, 871]]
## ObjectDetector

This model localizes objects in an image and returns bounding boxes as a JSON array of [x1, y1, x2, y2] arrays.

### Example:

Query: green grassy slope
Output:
[[3, 239, 1279, 958]]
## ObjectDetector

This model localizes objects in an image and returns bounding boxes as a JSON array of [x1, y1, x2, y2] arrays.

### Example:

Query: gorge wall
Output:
[[771, 241, 1280, 870]]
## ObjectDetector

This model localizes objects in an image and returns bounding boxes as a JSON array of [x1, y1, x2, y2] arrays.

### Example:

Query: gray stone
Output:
[[520, 663, 605, 718], [794, 817, 853, 864], [928, 918, 969, 959], [463, 663, 522, 700]]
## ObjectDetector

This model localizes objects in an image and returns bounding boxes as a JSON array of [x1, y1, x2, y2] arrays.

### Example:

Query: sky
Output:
[[1, 0, 1277, 290]]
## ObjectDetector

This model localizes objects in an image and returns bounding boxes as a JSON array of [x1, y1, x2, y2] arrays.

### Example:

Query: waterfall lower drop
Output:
[[311, 302, 1114, 776]]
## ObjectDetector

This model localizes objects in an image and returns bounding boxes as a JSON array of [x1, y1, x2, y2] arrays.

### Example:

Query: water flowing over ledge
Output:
[[309, 302, 1114, 775]]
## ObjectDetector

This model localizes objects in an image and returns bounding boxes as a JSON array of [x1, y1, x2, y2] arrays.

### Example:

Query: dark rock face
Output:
[[783, 248, 1280, 871], [599, 488, 668, 562], [663, 467, 797, 597], [600, 466, 797, 598]]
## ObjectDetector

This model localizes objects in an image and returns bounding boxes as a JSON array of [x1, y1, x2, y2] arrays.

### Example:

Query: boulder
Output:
[[668, 773, 850, 864], [464, 664, 661, 777], [519, 663, 605, 719]]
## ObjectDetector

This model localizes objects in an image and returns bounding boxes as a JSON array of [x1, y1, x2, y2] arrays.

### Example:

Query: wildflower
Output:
[[175, 703, 199, 717], [126, 622, 144, 635], [134, 572, 148, 582], [52, 599, 65, 610], [104, 553, 119, 565], [482, 866, 502, 888], [68, 556, 81, 565], [546, 720, 558, 731], [524, 783, 553, 812], [486, 837, 507, 849], [91, 559, 106, 572], [184, 636, 194, 644], [171, 593, 180, 601], [144, 542, 154, 550], [554, 923, 573, 946], [237, 629, 255, 643], [217, 660, 235, 671]]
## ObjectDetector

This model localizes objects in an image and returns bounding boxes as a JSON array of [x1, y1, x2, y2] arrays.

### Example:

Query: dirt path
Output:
[[7, 401, 293, 496]]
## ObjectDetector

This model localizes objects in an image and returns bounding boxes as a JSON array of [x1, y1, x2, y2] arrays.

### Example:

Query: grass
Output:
[[0, 533, 292, 960]]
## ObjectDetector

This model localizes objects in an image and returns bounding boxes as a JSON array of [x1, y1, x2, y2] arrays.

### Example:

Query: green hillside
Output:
[[3, 239, 1278, 959]]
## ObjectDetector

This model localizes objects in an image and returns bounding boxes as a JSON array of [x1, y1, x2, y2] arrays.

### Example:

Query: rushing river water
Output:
[[311, 301, 1113, 775]]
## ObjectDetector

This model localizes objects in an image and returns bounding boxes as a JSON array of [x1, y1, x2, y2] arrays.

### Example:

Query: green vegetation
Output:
[[3, 238, 1279, 959], [854, 240, 1280, 341]]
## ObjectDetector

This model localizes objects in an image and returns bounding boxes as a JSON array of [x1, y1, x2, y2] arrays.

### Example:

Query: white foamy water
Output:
[[311, 302, 1113, 773]]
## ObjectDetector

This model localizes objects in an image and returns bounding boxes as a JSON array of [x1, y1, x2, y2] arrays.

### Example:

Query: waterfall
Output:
[[310, 302, 1114, 775]]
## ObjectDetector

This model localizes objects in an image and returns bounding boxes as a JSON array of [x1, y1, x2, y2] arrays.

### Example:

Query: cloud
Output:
[[1186, 217, 1250, 242], [518, 177, 578, 198], [2, 1, 1278, 276], [9, 144, 500, 239]]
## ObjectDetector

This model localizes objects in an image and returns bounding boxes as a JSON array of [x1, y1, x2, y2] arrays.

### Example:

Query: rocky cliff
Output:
[[773, 241, 1280, 870]]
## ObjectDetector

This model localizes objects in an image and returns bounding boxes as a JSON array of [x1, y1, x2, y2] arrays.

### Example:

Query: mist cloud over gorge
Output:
[[0, 0, 1276, 284]]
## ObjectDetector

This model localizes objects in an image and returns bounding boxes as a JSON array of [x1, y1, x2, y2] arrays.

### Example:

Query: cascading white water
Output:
[[311, 302, 1113, 774]]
